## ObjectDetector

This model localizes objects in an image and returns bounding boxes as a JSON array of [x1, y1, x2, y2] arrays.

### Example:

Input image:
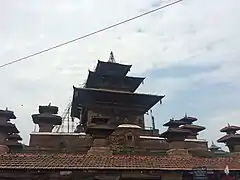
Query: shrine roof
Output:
[[95, 60, 132, 76], [181, 124, 206, 131], [0, 153, 239, 170], [179, 116, 197, 124], [85, 71, 145, 92], [71, 87, 164, 119], [160, 128, 191, 137], [163, 120, 187, 127], [0, 109, 16, 119], [220, 125, 240, 132], [217, 134, 240, 143], [0, 123, 19, 133], [7, 134, 22, 141]]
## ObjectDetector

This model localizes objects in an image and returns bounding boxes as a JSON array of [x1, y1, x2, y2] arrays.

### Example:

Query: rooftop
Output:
[[220, 125, 240, 133], [0, 153, 239, 170]]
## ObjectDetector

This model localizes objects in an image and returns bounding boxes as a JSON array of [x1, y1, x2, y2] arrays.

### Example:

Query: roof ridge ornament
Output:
[[108, 51, 116, 63]]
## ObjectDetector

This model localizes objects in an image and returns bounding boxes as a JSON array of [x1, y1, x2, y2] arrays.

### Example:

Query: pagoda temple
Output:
[[218, 124, 240, 153], [0, 52, 239, 180], [71, 51, 164, 130], [0, 109, 22, 152]]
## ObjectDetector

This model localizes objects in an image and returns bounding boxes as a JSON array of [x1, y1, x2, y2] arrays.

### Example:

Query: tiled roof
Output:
[[179, 116, 198, 123], [0, 153, 239, 170], [220, 125, 240, 132], [217, 134, 240, 142], [181, 124, 206, 131], [0, 109, 16, 119]]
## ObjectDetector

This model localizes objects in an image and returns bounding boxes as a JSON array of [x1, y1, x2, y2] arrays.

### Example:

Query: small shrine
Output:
[[32, 104, 62, 132], [0, 109, 20, 152], [218, 124, 240, 153]]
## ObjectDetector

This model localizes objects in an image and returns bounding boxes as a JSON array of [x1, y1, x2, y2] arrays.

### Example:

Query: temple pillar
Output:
[[38, 123, 53, 132], [86, 121, 115, 156], [32, 104, 62, 133], [88, 138, 112, 155]]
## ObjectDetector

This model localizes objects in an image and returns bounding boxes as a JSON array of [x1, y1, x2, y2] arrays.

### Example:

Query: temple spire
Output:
[[108, 51, 116, 63], [185, 112, 187, 117]]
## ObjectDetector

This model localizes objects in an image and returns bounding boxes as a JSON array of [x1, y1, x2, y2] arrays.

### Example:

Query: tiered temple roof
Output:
[[71, 52, 165, 128], [179, 115, 205, 139], [6, 134, 22, 151], [162, 115, 205, 140], [32, 104, 62, 132], [85, 70, 145, 92], [218, 124, 240, 153], [161, 118, 191, 148], [0, 109, 20, 152]]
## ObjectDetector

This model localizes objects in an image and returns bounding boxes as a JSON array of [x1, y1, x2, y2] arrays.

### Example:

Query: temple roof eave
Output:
[[72, 86, 164, 107], [0, 109, 16, 119], [220, 125, 240, 133], [71, 86, 164, 119], [160, 128, 191, 138], [181, 124, 206, 132], [217, 134, 240, 143], [163, 120, 187, 127], [179, 116, 198, 123], [85, 70, 145, 92], [95, 60, 132, 76]]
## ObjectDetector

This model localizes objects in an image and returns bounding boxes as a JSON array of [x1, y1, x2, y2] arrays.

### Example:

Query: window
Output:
[[126, 133, 134, 142], [127, 135, 133, 141]]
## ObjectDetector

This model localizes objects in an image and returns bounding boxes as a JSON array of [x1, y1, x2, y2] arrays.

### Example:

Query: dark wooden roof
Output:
[[163, 120, 187, 127], [0, 153, 239, 170], [95, 60, 132, 76], [217, 134, 240, 143], [7, 134, 22, 141], [71, 87, 164, 119], [39, 105, 58, 114], [181, 124, 206, 132], [0, 109, 16, 119], [6, 141, 22, 147], [0, 123, 19, 133], [85, 71, 144, 92], [32, 114, 62, 125], [160, 128, 191, 138], [179, 116, 197, 124], [220, 126, 240, 133]]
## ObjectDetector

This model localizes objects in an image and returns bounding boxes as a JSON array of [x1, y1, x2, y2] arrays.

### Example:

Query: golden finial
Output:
[[108, 51, 116, 63]]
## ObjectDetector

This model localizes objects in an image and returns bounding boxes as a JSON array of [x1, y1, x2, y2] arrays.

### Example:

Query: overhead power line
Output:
[[0, 0, 183, 69]]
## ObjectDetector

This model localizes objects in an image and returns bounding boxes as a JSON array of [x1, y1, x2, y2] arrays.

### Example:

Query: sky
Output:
[[0, 0, 240, 150]]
